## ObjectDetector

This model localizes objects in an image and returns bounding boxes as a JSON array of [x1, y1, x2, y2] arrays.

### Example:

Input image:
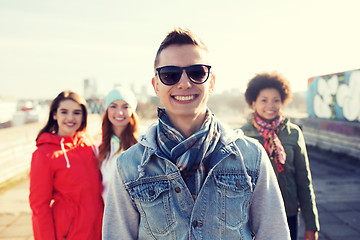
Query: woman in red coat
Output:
[[29, 91, 104, 240]]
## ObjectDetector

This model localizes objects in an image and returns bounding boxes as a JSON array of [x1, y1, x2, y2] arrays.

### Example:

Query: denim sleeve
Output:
[[249, 146, 291, 240], [102, 161, 139, 240]]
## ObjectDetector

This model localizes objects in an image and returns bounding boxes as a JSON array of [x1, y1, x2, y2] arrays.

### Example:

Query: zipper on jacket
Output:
[[63, 222, 73, 239]]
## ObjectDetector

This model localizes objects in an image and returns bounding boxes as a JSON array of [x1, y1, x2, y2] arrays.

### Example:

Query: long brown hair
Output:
[[98, 109, 139, 165], [36, 91, 87, 140]]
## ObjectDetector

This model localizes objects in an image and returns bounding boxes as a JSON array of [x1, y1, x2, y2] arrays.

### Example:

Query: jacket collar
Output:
[[135, 119, 253, 191]]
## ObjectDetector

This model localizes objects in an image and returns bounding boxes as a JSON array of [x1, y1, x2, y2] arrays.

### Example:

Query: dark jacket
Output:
[[241, 117, 320, 231]]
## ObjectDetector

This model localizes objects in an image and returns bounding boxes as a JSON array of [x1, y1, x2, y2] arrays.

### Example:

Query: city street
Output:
[[0, 147, 359, 239], [303, 148, 360, 239]]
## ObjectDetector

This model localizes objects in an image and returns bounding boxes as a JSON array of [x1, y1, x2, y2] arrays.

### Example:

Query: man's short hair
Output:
[[154, 27, 208, 68]]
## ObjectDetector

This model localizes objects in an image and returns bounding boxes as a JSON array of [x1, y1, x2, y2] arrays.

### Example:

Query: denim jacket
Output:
[[102, 122, 290, 240]]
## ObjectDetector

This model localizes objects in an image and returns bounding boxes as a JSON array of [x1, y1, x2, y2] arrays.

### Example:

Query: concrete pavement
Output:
[[304, 148, 360, 240], [0, 175, 33, 240], [0, 147, 359, 239]]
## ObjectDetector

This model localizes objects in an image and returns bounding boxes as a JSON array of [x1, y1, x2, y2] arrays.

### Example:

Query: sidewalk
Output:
[[0, 176, 33, 240], [0, 148, 359, 239], [305, 149, 360, 240]]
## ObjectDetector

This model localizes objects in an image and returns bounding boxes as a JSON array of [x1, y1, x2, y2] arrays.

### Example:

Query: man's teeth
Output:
[[174, 95, 194, 101], [115, 117, 125, 120]]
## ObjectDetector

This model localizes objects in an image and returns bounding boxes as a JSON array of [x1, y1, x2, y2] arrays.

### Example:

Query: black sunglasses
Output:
[[156, 64, 211, 86]]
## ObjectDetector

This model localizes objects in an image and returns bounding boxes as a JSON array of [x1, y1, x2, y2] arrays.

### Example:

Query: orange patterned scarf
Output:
[[251, 112, 286, 172]]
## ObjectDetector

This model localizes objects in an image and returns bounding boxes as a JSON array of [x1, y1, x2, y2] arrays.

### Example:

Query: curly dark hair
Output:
[[244, 72, 292, 107]]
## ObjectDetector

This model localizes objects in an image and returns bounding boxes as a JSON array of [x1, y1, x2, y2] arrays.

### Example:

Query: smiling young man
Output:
[[102, 28, 291, 240]]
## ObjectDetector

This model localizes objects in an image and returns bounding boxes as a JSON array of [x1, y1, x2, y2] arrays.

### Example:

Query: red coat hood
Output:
[[36, 132, 95, 168], [36, 132, 91, 148]]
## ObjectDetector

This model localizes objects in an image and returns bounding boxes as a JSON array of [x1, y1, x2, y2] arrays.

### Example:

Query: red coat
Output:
[[29, 132, 104, 240]]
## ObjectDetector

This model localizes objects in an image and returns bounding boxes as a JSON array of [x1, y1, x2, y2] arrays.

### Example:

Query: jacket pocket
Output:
[[213, 173, 252, 228], [126, 178, 175, 235], [52, 199, 76, 239]]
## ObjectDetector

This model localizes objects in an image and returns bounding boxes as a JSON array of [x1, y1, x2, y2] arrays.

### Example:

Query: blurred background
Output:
[[1, 0, 359, 184], [1, 0, 359, 124]]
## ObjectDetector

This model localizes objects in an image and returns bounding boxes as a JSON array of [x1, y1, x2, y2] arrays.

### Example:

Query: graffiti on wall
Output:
[[307, 69, 360, 122]]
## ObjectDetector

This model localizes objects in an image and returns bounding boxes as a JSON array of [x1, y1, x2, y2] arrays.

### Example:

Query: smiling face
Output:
[[152, 44, 215, 123], [53, 99, 83, 137], [252, 88, 283, 122], [107, 99, 133, 136]]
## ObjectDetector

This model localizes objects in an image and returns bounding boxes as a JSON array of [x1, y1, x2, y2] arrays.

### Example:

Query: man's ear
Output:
[[209, 74, 215, 95], [152, 77, 159, 95]]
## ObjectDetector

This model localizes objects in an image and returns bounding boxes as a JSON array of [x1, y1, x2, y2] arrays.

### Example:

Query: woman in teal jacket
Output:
[[240, 72, 320, 240]]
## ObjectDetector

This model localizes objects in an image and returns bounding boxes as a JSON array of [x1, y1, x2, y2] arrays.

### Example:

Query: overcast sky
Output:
[[1, 0, 359, 99]]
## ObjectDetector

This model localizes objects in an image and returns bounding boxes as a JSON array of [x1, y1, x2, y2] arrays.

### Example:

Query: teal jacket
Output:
[[241, 117, 320, 231]]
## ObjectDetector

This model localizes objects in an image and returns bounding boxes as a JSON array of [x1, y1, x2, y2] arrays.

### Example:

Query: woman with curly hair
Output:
[[241, 72, 320, 240]]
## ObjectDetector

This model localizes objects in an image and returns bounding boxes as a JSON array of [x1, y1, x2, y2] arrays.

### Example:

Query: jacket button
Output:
[[236, 179, 242, 189], [174, 187, 181, 193], [192, 220, 198, 228]]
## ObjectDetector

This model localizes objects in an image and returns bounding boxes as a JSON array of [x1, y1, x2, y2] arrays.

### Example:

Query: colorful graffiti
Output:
[[307, 69, 360, 122]]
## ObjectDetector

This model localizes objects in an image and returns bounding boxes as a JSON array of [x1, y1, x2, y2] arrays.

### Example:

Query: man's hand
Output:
[[304, 230, 318, 240]]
